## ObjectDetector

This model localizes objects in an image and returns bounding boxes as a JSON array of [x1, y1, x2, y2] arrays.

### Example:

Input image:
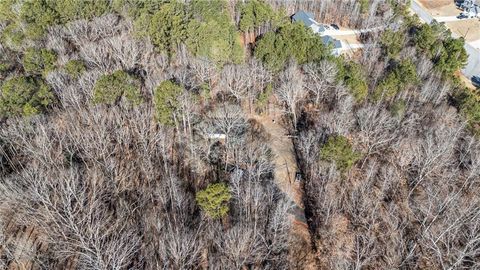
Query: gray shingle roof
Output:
[[322, 35, 342, 49], [292, 10, 316, 27]]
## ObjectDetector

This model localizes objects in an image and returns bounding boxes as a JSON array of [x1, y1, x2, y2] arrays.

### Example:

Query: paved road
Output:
[[411, 0, 433, 23], [411, 0, 480, 78]]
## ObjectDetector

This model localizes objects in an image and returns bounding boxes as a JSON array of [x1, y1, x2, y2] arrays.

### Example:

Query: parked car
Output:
[[331, 24, 340, 30], [471, 76, 480, 87], [456, 0, 465, 8], [457, 13, 469, 19]]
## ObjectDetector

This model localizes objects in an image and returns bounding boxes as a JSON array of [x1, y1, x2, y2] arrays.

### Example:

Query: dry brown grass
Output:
[[446, 19, 480, 41], [418, 0, 460, 16], [418, 0, 452, 9]]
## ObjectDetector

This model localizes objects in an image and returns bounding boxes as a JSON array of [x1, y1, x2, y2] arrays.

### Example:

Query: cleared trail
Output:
[[250, 108, 317, 268]]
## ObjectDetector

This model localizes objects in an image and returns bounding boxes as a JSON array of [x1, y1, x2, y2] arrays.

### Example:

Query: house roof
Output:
[[317, 24, 327, 32], [322, 35, 342, 49], [292, 10, 316, 27]]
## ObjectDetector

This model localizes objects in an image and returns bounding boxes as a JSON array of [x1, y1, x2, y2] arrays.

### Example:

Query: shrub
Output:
[[196, 183, 231, 219], [153, 80, 183, 126], [0, 76, 54, 117], [320, 135, 360, 173], [256, 83, 272, 110], [64, 60, 86, 78], [92, 70, 142, 105], [22, 48, 57, 75]]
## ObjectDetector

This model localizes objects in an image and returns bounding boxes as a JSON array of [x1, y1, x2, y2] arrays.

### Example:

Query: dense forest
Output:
[[0, 0, 480, 269]]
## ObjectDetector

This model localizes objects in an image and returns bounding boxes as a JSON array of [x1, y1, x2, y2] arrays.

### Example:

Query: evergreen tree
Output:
[[22, 48, 57, 76], [196, 183, 232, 219], [92, 70, 142, 105], [374, 60, 419, 100], [64, 59, 86, 79], [154, 80, 183, 126], [147, 1, 187, 55], [0, 76, 54, 117], [254, 22, 328, 72], [186, 0, 244, 65], [238, 0, 274, 32], [20, 0, 60, 39], [320, 135, 360, 173]]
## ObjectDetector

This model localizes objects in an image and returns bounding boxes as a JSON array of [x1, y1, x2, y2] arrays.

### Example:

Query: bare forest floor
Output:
[[0, 211, 49, 270]]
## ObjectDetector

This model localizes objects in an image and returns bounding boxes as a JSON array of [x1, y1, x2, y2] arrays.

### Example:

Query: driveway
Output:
[[323, 26, 384, 37], [411, 0, 480, 79]]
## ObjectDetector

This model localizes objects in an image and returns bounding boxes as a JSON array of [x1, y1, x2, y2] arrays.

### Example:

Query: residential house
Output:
[[292, 10, 326, 35], [292, 10, 344, 55], [322, 35, 343, 56]]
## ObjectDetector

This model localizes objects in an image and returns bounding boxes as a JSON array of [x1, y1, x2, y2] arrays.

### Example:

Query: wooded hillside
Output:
[[0, 0, 479, 269]]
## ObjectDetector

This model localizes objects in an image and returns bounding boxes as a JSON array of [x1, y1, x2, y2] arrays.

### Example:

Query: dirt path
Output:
[[251, 112, 303, 206], [249, 107, 317, 268]]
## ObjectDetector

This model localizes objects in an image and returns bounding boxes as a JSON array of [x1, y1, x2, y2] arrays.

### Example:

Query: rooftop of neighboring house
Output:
[[292, 10, 317, 27], [322, 35, 342, 49]]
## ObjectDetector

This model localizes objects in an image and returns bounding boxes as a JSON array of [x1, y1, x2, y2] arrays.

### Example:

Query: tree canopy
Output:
[[334, 58, 368, 102], [413, 21, 467, 74], [254, 22, 328, 72], [92, 70, 142, 105], [154, 80, 183, 126], [64, 60, 86, 79], [374, 60, 419, 100], [22, 48, 57, 76], [186, 0, 244, 65], [238, 0, 275, 32], [196, 183, 232, 219], [320, 135, 361, 173], [380, 29, 405, 59], [0, 76, 54, 117]]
